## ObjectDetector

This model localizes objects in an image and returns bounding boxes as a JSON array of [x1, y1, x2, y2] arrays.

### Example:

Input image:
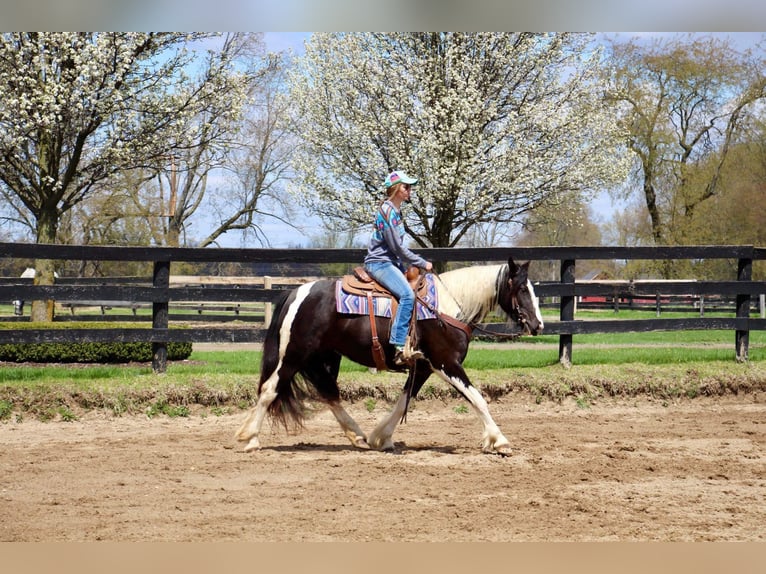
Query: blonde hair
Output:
[[386, 182, 405, 199]]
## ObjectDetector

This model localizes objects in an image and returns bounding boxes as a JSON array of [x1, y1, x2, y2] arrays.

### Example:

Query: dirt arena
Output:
[[1, 394, 764, 542]]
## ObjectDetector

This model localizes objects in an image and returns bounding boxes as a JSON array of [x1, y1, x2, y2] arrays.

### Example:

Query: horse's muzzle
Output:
[[522, 319, 543, 336]]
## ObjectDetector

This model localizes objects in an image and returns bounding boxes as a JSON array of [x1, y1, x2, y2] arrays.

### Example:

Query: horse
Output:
[[235, 255, 543, 455]]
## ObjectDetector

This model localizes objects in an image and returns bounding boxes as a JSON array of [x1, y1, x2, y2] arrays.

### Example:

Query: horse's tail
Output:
[[258, 286, 313, 430], [258, 289, 290, 391]]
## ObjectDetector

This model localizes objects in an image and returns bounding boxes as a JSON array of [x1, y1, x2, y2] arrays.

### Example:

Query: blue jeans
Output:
[[365, 262, 415, 347]]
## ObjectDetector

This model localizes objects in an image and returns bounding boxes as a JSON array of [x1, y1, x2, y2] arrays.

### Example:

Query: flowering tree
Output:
[[0, 32, 248, 319], [288, 32, 630, 248]]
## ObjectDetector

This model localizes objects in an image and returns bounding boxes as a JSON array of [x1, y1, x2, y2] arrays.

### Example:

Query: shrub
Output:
[[0, 341, 192, 363], [0, 322, 193, 363]]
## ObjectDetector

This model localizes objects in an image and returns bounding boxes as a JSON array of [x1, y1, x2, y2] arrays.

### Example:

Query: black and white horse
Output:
[[236, 255, 543, 455]]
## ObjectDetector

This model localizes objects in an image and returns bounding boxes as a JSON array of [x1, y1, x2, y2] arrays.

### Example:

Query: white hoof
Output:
[[352, 436, 371, 450], [368, 433, 389, 451], [243, 436, 262, 452], [483, 440, 512, 456]]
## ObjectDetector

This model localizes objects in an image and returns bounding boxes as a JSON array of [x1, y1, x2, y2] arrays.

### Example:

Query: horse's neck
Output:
[[435, 264, 504, 324]]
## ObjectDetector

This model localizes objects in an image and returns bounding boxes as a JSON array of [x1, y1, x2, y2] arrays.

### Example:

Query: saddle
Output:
[[341, 266, 426, 298], [340, 266, 426, 372]]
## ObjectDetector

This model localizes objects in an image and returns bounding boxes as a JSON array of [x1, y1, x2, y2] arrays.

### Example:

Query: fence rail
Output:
[[1, 242, 765, 372]]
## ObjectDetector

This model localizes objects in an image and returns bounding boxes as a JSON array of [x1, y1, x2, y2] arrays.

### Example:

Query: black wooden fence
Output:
[[1, 242, 765, 372]]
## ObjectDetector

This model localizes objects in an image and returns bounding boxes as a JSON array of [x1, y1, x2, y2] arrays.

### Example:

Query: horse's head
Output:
[[499, 256, 544, 336]]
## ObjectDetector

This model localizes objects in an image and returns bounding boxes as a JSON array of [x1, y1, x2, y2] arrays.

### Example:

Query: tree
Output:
[[516, 197, 607, 281], [684, 130, 766, 279], [139, 34, 294, 249], [604, 34, 766, 253], [0, 33, 249, 319], [287, 33, 629, 253], [196, 49, 296, 248]]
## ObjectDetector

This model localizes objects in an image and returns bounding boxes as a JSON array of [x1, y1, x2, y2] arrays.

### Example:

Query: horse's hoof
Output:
[[242, 437, 262, 452], [352, 437, 371, 450], [496, 447, 513, 457], [483, 441, 512, 456]]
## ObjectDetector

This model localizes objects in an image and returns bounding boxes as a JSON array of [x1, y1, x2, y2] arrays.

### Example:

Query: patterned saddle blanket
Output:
[[335, 273, 439, 320]]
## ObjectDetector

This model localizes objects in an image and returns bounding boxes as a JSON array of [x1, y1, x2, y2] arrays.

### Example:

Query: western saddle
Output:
[[340, 266, 426, 370]]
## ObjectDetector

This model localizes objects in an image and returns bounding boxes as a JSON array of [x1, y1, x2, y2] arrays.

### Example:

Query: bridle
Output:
[[469, 276, 527, 340], [508, 279, 531, 333]]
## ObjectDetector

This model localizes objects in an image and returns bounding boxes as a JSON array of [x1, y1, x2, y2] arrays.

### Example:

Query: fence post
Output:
[[152, 260, 170, 373], [264, 276, 273, 327], [559, 258, 575, 367], [735, 257, 752, 362]]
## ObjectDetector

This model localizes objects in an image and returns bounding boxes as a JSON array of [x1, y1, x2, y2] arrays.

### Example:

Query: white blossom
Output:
[[0, 32, 249, 243], [287, 32, 630, 247]]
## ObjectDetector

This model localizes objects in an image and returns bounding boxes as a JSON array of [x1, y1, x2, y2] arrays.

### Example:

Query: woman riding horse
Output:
[[235, 255, 544, 455]]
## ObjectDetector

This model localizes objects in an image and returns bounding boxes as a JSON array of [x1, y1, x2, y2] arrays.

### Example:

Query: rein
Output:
[[469, 322, 522, 341], [476, 289, 525, 340], [416, 271, 524, 340]]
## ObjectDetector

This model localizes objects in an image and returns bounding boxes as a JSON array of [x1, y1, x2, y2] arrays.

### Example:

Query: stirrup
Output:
[[394, 340, 425, 366], [393, 348, 409, 366], [403, 340, 425, 361]]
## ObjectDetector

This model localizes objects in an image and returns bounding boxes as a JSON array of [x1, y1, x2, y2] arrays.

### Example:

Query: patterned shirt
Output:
[[364, 200, 428, 270]]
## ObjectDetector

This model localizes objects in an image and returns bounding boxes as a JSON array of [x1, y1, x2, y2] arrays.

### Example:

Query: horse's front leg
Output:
[[432, 364, 512, 456], [367, 391, 409, 451], [368, 366, 430, 451]]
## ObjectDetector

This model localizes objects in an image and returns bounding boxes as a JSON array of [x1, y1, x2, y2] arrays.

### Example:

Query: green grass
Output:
[[1, 328, 764, 384], [460, 346, 749, 368], [0, 364, 153, 384], [2, 328, 766, 420]]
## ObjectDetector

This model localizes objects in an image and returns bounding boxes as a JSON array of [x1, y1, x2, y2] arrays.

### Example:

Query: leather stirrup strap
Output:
[[367, 291, 388, 371], [406, 287, 419, 349]]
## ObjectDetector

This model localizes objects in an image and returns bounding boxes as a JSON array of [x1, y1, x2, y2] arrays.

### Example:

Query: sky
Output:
[[2, 3, 764, 247]]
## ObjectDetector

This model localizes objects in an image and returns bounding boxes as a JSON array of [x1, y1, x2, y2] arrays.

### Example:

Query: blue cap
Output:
[[384, 170, 418, 188]]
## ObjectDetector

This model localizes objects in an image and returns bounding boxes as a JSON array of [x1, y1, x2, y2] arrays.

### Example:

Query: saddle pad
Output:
[[335, 273, 439, 320]]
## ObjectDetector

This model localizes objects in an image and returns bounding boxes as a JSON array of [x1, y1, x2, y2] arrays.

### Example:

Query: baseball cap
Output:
[[384, 170, 419, 188]]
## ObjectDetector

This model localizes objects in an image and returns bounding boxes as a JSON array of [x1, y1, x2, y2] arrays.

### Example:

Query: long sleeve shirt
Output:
[[364, 200, 428, 271]]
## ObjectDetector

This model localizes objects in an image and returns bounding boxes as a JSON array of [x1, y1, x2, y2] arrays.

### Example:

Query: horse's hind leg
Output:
[[235, 368, 281, 452], [327, 402, 370, 449], [305, 351, 370, 449], [367, 392, 409, 451]]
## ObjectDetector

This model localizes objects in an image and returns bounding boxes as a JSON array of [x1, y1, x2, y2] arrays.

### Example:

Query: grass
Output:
[[1, 328, 765, 420]]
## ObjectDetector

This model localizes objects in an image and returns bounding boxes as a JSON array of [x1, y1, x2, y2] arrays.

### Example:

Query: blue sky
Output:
[[263, 32, 309, 54]]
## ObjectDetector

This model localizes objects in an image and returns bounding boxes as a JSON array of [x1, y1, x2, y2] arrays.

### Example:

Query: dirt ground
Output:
[[1, 394, 764, 542]]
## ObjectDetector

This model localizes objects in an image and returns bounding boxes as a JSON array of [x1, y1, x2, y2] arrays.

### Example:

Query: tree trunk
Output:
[[30, 208, 59, 323], [166, 217, 181, 248], [643, 179, 664, 245]]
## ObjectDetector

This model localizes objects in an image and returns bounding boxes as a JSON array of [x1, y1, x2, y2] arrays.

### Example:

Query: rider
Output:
[[364, 170, 433, 366]]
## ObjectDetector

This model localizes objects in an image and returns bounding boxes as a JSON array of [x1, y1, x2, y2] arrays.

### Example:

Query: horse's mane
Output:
[[435, 263, 508, 324]]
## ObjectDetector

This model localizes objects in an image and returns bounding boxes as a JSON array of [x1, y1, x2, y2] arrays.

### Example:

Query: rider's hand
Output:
[[425, 261, 433, 271]]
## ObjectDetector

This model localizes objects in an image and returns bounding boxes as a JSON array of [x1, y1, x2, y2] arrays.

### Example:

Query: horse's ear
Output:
[[509, 257, 530, 284]]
